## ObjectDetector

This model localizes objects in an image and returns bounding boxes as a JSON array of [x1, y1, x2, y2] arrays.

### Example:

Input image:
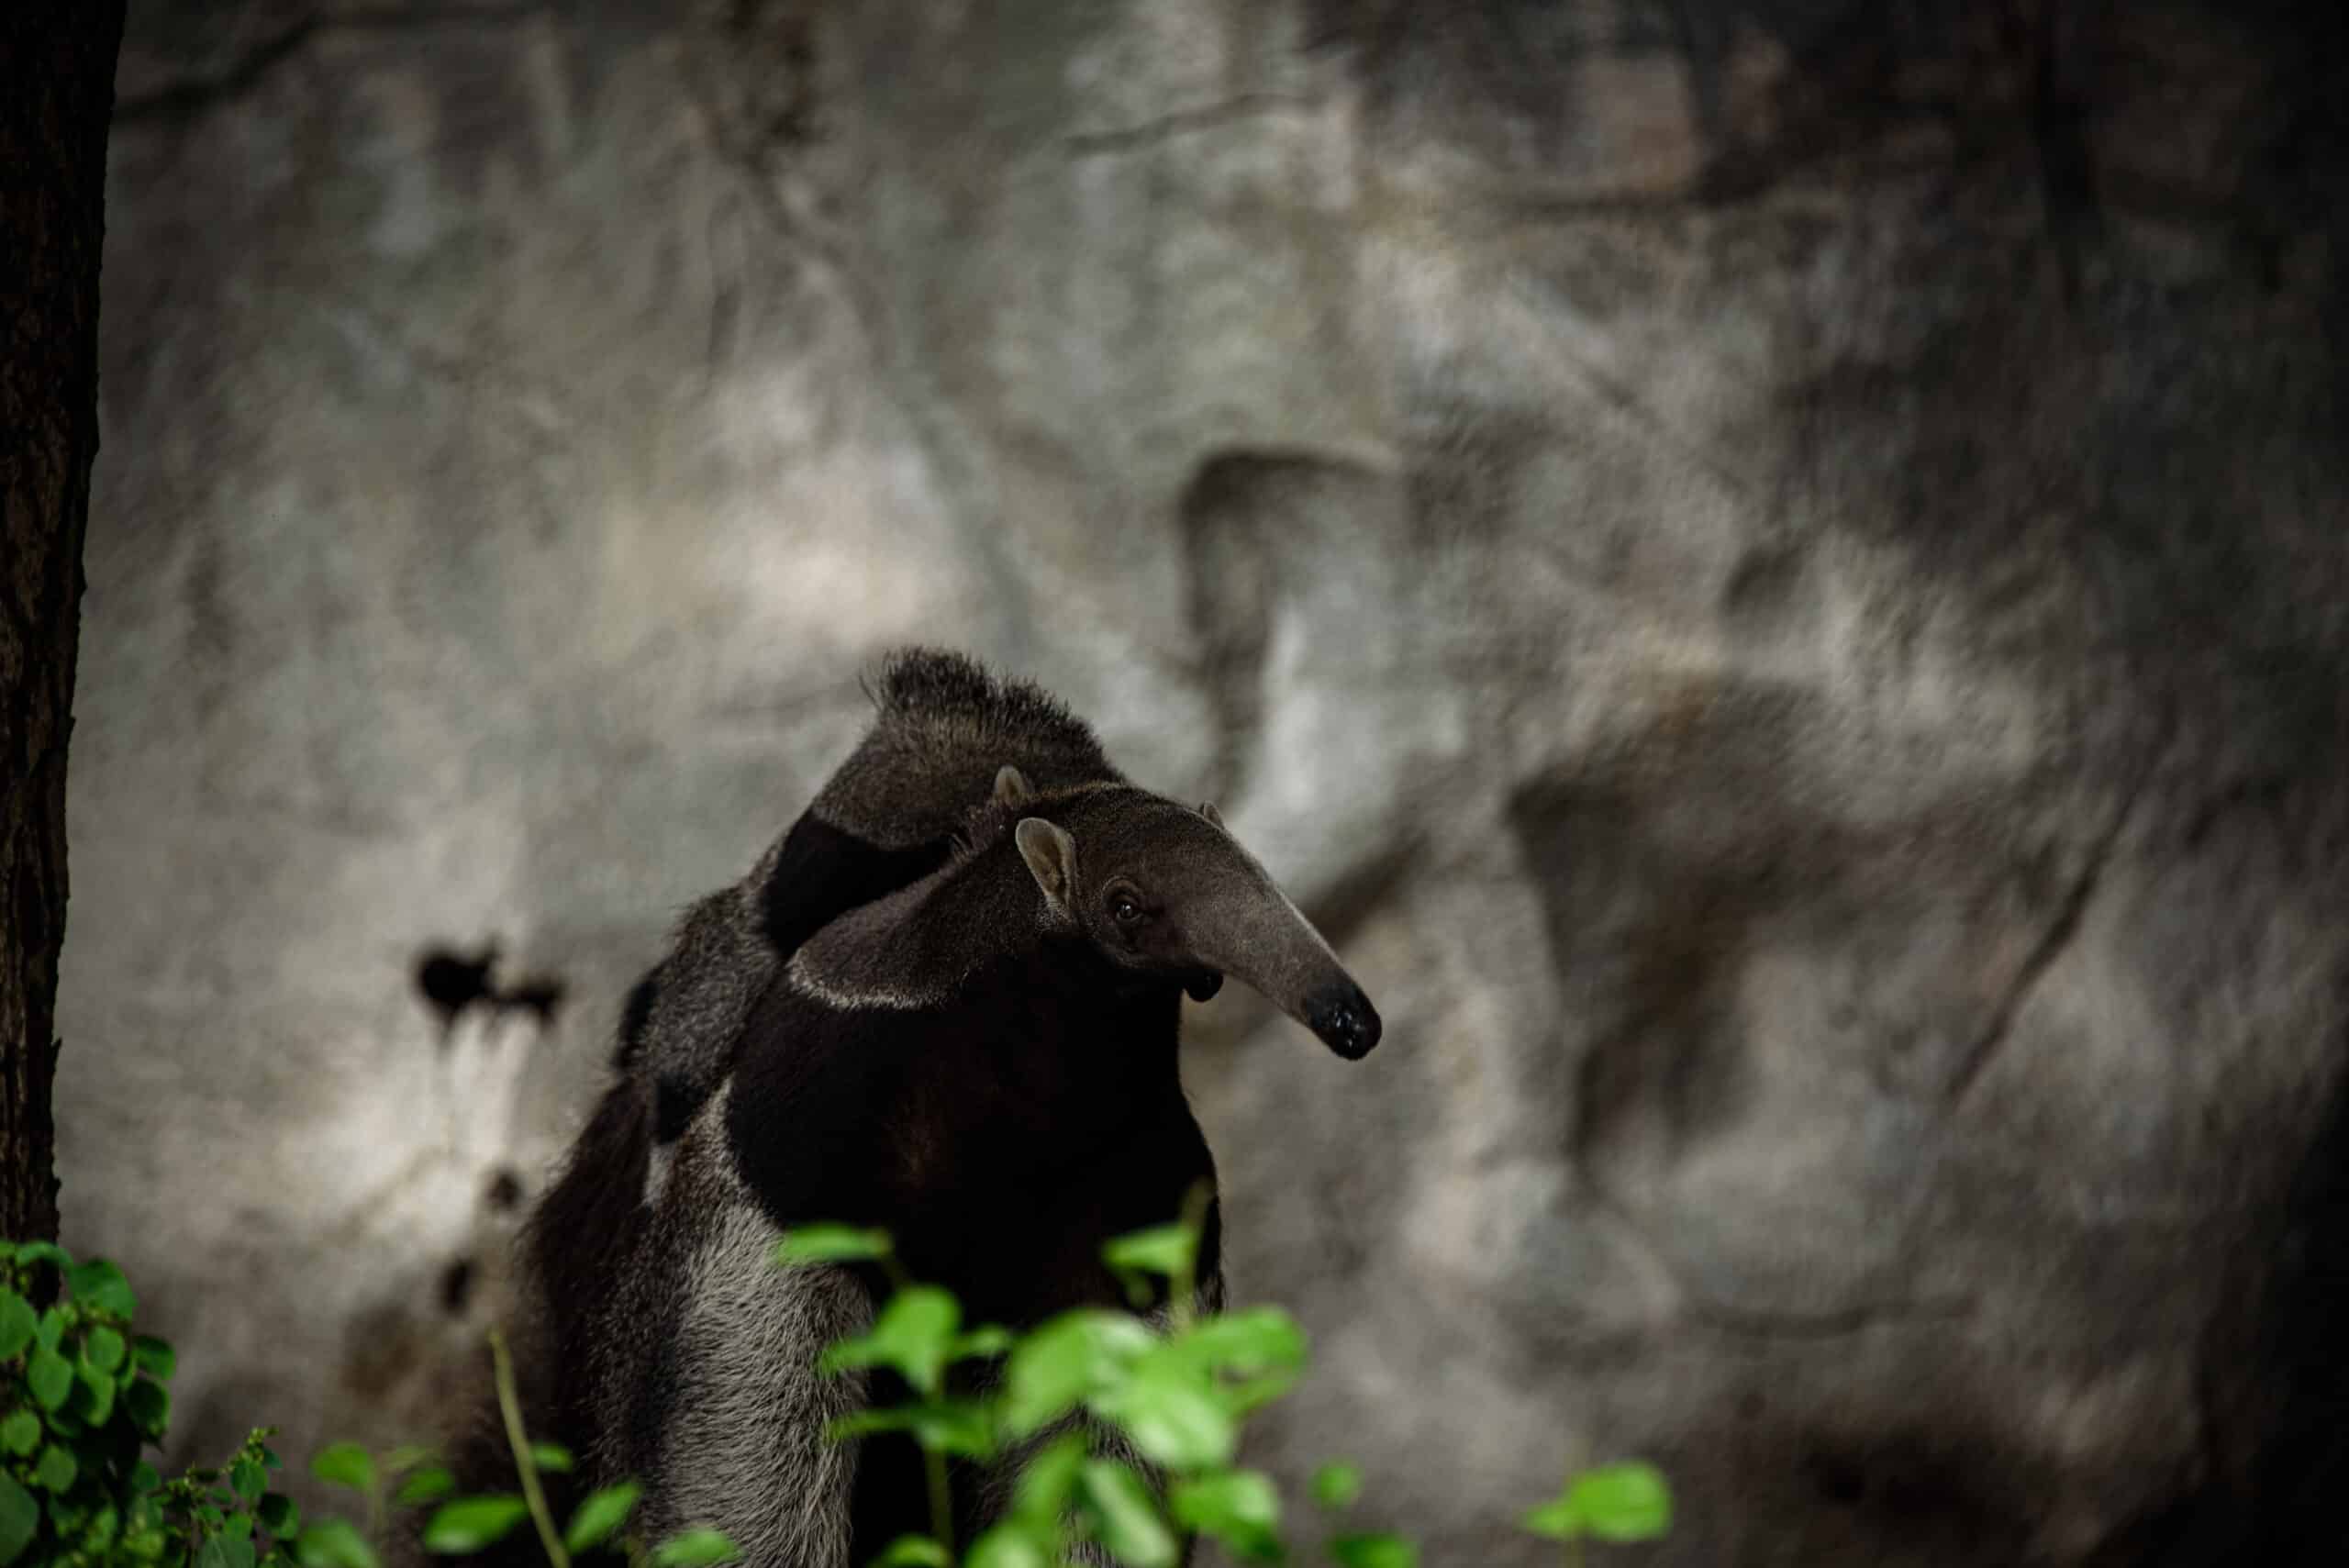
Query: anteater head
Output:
[[997, 771, 1382, 1060]]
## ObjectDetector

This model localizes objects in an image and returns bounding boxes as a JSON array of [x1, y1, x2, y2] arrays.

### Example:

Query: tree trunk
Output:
[[0, 1, 127, 1244]]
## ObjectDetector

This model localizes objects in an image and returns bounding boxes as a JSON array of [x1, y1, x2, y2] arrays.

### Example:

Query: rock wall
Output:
[[61, 1, 2349, 1562]]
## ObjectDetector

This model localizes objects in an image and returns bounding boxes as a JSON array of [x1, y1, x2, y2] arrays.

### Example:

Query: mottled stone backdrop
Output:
[[60, 1, 2349, 1562]]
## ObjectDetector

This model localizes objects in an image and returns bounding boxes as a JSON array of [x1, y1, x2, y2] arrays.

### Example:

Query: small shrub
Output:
[[774, 1186, 1674, 1566], [0, 1241, 724, 1568], [6, 1213, 1671, 1568], [0, 1239, 298, 1568]]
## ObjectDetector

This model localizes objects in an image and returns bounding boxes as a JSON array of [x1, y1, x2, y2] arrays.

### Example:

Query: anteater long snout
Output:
[[1182, 872, 1383, 1061], [1303, 979, 1381, 1059]]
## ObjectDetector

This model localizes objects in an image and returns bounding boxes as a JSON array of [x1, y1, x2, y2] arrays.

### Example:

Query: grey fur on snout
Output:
[[1177, 878, 1381, 1057], [1158, 814, 1377, 1058]]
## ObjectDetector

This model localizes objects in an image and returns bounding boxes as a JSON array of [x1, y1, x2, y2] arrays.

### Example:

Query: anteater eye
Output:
[[1110, 893, 1145, 926]]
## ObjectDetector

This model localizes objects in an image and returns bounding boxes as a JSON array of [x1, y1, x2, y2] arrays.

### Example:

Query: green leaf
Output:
[[1170, 1469, 1283, 1563], [198, 1535, 232, 1568], [818, 1287, 960, 1396], [0, 1294, 35, 1362], [27, 1346, 72, 1410], [64, 1260, 137, 1320], [295, 1519, 379, 1568], [31, 1310, 62, 1355], [1078, 1461, 1178, 1568], [562, 1481, 640, 1553], [0, 1412, 37, 1458], [772, 1226, 894, 1267], [124, 1377, 170, 1438], [1327, 1533, 1417, 1568], [828, 1407, 919, 1441], [649, 1528, 741, 1567], [395, 1468, 455, 1507], [1310, 1462, 1362, 1511], [421, 1496, 529, 1554], [232, 1458, 268, 1503], [1217, 1371, 1299, 1421], [526, 1440, 573, 1474], [867, 1536, 952, 1568], [1089, 1351, 1237, 1471], [1008, 1433, 1087, 1528], [904, 1400, 997, 1459], [951, 1326, 1015, 1363], [83, 1325, 127, 1374], [73, 1362, 116, 1425], [257, 1495, 300, 1537], [383, 1445, 436, 1476], [132, 1337, 175, 1382], [1520, 1497, 1576, 1540], [1174, 1309, 1307, 1378], [131, 1460, 160, 1492], [826, 1400, 996, 1459], [309, 1444, 377, 1497], [32, 1443, 75, 1492], [1563, 1462, 1671, 1543], [1000, 1311, 1155, 1437], [10, 1244, 67, 1273], [963, 1522, 1053, 1568], [1101, 1225, 1194, 1283]]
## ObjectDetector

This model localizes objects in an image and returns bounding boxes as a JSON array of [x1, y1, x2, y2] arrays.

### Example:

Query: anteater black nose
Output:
[[1306, 983, 1382, 1060]]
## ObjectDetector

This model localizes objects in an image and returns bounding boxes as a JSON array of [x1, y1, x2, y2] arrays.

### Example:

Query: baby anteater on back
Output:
[[618, 647, 1127, 1147]]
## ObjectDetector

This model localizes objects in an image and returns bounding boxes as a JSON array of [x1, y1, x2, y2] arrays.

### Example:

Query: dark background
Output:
[[53, 1, 2349, 1562]]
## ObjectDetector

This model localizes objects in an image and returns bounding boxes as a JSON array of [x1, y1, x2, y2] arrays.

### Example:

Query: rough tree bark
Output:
[[1, 2, 127, 1243]]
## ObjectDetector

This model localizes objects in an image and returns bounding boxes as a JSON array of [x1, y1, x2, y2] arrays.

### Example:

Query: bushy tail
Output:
[[428, 1077, 648, 1566], [518, 1076, 654, 1456]]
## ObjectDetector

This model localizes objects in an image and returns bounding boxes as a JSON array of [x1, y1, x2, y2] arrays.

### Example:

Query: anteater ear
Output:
[[995, 764, 1035, 806], [1014, 817, 1079, 915], [1197, 800, 1224, 829]]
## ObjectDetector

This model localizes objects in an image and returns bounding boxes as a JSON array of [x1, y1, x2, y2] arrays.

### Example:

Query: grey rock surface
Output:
[[60, 0, 2349, 1562]]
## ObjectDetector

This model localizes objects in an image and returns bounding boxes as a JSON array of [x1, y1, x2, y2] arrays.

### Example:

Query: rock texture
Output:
[[60, 0, 2349, 1562]]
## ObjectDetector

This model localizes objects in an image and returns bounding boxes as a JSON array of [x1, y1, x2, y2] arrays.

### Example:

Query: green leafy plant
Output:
[[1, 1240, 174, 1564], [149, 1427, 311, 1568], [0, 1239, 742, 1568], [775, 1190, 1675, 1567], [0, 1239, 317, 1568], [6, 1208, 1671, 1568]]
